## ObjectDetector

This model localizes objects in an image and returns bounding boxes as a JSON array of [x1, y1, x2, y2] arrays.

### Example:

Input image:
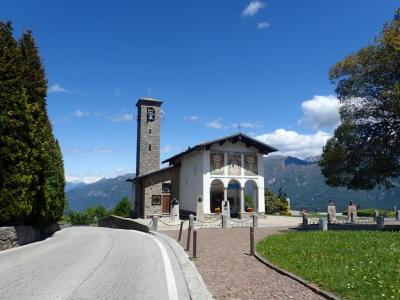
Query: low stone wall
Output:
[[98, 215, 150, 233], [0, 223, 61, 251]]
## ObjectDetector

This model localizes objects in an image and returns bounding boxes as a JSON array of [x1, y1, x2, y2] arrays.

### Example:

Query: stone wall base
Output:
[[0, 223, 61, 251], [98, 215, 150, 233]]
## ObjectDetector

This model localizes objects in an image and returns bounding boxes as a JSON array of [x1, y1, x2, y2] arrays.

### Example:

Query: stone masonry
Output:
[[135, 98, 162, 176], [134, 166, 180, 218]]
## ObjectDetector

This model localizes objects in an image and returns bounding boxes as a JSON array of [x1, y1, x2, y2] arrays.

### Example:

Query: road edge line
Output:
[[132, 230, 179, 300], [151, 231, 213, 300]]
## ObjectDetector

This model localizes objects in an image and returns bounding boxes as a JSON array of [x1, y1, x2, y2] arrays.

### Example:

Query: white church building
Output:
[[129, 98, 278, 218]]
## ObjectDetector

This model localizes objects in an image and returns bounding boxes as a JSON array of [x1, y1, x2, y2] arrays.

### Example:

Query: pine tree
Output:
[[19, 30, 66, 226], [0, 22, 36, 225]]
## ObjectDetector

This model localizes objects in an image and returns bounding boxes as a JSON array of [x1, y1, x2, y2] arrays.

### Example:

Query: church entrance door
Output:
[[162, 195, 171, 213]]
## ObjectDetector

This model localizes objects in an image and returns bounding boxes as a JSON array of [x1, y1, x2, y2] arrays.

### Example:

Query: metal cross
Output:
[[148, 88, 152, 97], [238, 123, 242, 133]]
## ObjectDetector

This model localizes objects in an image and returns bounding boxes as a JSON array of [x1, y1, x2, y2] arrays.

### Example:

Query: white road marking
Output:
[[133, 231, 179, 300]]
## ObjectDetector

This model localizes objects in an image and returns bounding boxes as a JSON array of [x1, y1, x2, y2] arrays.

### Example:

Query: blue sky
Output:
[[1, 0, 398, 182]]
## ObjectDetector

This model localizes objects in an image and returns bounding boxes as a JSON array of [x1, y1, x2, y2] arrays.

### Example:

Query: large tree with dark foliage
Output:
[[320, 10, 400, 190], [0, 22, 36, 225], [0, 22, 65, 226], [19, 30, 66, 226]]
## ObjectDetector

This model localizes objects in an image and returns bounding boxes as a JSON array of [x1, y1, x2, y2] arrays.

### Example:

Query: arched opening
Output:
[[227, 179, 241, 215], [244, 180, 258, 212], [210, 179, 224, 213]]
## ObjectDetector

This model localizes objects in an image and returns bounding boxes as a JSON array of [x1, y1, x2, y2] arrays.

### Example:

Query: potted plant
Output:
[[245, 195, 254, 212], [214, 207, 221, 214]]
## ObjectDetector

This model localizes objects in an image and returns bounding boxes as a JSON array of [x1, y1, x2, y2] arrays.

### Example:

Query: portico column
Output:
[[224, 187, 228, 202], [240, 187, 245, 213]]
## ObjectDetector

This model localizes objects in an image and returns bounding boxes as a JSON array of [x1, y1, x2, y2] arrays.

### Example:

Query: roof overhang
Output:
[[162, 133, 278, 165]]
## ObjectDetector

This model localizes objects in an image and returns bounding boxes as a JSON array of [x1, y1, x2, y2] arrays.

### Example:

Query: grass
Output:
[[256, 231, 400, 299]]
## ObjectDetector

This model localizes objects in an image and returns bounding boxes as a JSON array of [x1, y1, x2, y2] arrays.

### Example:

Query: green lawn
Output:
[[257, 231, 400, 299]]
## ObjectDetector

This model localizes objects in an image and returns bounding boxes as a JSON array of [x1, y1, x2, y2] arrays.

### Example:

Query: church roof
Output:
[[136, 97, 163, 107], [126, 165, 177, 182], [162, 133, 278, 165]]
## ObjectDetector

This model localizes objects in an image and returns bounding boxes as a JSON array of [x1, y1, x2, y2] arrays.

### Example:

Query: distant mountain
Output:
[[66, 173, 134, 211], [66, 156, 400, 213], [65, 182, 87, 192], [264, 155, 400, 211]]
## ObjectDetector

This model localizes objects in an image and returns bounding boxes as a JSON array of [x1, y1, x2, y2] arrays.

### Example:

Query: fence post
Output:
[[253, 213, 258, 228], [186, 214, 194, 251], [222, 215, 227, 229], [376, 216, 385, 230], [302, 213, 308, 227], [250, 227, 255, 256], [193, 229, 197, 259], [396, 210, 400, 221], [319, 218, 328, 231], [152, 216, 158, 231], [178, 221, 184, 242], [374, 210, 379, 221]]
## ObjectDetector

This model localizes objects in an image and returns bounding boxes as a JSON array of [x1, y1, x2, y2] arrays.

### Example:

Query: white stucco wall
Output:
[[202, 141, 266, 213], [179, 151, 204, 212]]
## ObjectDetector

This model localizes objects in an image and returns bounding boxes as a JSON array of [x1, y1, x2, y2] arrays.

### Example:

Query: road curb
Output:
[[151, 231, 213, 300], [254, 251, 340, 300]]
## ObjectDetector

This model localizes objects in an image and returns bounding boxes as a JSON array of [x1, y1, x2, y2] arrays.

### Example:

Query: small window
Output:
[[162, 183, 171, 193], [149, 129, 152, 134], [149, 144, 151, 151]]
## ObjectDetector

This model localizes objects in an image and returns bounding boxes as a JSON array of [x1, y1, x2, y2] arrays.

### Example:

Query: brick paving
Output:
[[164, 227, 325, 300]]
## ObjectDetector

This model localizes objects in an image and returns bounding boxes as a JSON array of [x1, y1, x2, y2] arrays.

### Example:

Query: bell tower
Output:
[[136, 98, 163, 176]]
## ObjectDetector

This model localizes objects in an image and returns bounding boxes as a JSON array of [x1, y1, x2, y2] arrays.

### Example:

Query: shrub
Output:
[[265, 188, 291, 215], [112, 197, 131, 217]]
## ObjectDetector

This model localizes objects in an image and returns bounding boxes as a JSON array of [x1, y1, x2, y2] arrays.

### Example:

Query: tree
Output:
[[0, 23, 66, 226], [265, 188, 290, 215], [112, 197, 131, 217], [320, 10, 400, 190], [19, 30, 66, 226], [0, 22, 36, 225]]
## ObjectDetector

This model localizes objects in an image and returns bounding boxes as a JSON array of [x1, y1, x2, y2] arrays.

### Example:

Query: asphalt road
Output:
[[0, 227, 190, 300]]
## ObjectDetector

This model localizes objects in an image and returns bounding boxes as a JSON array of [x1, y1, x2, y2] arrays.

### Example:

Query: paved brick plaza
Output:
[[164, 227, 324, 300]]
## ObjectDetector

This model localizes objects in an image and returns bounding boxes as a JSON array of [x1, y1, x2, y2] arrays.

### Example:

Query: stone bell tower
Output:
[[136, 98, 163, 176]]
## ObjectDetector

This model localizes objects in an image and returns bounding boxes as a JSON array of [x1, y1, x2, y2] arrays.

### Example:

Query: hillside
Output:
[[66, 173, 134, 211], [264, 155, 400, 211], [66, 156, 400, 212]]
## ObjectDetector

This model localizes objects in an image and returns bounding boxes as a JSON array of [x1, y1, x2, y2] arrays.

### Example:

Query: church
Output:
[[129, 98, 278, 219]]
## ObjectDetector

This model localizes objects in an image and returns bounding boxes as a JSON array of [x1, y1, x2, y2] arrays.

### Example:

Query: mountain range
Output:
[[66, 156, 400, 212], [66, 173, 134, 211]]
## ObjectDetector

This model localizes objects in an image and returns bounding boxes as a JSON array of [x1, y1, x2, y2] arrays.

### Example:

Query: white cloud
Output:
[[161, 145, 172, 153], [48, 83, 68, 93], [108, 113, 134, 122], [232, 122, 262, 129], [242, 1, 265, 17], [64, 147, 113, 153], [73, 110, 90, 117], [298, 95, 340, 130], [257, 21, 270, 29], [255, 129, 331, 158], [184, 115, 199, 121], [114, 168, 126, 176], [205, 119, 225, 129], [65, 172, 104, 184]]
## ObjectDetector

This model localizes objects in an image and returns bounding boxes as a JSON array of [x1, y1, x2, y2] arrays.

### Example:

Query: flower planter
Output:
[[246, 208, 254, 213], [214, 208, 221, 214]]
